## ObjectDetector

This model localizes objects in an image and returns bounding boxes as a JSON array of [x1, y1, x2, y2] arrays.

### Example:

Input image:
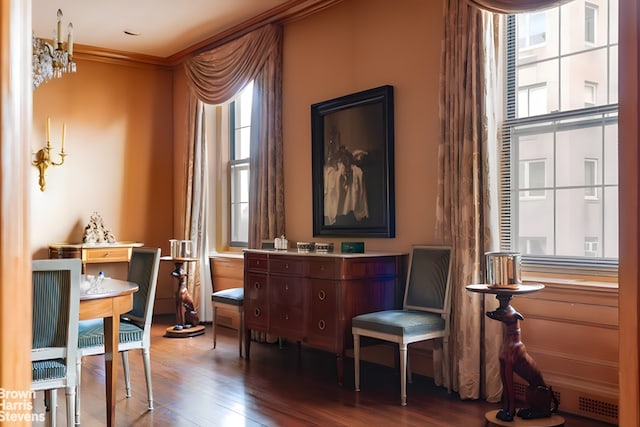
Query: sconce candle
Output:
[[33, 118, 67, 191]]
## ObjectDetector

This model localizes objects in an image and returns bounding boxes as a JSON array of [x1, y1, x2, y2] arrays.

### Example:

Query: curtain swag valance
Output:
[[184, 24, 282, 105], [465, 0, 573, 13]]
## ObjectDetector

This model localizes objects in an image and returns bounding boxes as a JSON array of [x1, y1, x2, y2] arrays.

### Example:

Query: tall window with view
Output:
[[501, 0, 618, 269], [229, 82, 253, 247]]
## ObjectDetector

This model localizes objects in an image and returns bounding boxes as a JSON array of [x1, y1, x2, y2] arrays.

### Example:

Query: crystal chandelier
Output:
[[32, 9, 76, 89]]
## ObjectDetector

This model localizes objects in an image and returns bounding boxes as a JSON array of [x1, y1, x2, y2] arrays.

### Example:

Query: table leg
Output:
[[103, 304, 121, 426]]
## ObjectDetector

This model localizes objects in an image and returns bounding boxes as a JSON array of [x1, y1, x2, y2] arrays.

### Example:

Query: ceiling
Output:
[[32, 0, 290, 58]]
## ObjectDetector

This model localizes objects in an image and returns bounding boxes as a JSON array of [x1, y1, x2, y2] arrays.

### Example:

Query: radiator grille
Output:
[[579, 396, 618, 420]]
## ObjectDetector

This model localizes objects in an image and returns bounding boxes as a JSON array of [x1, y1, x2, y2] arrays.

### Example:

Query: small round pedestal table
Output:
[[161, 256, 206, 338], [466, 283, 565, 427]]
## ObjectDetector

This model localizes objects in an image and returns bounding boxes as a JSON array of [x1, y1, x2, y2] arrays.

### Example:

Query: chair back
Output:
[[124, 247, 161, 340], [403, 246, 452, 315], [31, 258, 81, 377]]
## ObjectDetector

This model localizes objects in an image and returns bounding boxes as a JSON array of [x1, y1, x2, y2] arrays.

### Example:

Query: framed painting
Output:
[[311, 85, 395, 238]]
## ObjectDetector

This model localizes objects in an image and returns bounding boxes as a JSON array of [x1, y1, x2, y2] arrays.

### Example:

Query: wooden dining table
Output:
[[80, 276, 138, 427]]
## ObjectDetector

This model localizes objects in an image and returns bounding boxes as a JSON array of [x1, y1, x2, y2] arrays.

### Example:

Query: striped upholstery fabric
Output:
[[32, 359, 66, 382], [78, 319, 144, 349], [32, 270, 71, 351], [31, 258, 81, 427]]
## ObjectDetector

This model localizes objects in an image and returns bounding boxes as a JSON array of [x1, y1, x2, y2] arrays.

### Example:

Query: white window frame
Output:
[[585, 3, 598, 45], [584, 81, 597, 106], [228, 82, 253, 248], [500, 4, 619, 273], [519, 159, 547, 200], [517, 11, 547, 50], [518, 83, 548, 117], [584, 236, 599, 257], [584, 158, 598, 200]]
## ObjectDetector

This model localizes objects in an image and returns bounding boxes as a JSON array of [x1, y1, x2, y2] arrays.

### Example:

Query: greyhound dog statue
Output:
[[172, 267, 200, 329], [487, 303, 559, 421]]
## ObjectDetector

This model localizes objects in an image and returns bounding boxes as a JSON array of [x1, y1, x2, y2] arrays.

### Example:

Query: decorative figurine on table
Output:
[[82, 211, 116, 243], [486, 292, 559, 421], [172, 265, 200, 330]]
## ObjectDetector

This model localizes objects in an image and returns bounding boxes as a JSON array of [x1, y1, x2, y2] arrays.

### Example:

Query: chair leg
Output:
[[122, 351, 131, 398], [443, 335, 451, 393], [238, 305, 244, 358], [74, 356, 82, 426], [399, 343, 408, 406], [50, 388, 58, 427], [65, 385, 76, 427], [407, 349, 413, 384], [212, 304, 217, 349], [142, 347, 154, 410], [354, 333, 360, 392]]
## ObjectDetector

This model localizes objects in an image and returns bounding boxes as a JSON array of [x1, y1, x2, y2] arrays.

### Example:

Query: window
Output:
[[229, 81, 254, 247], [519, 159, 546, 199], [518, 84, 547, 117], [520, 237, 547, 256], [584, 81, 597, 106], [517, 11, 547, 50], [584, 158, 598, 199], [585, 3, 598, 44], [500, 0, 619, 269], [584, 236, 599, 257]]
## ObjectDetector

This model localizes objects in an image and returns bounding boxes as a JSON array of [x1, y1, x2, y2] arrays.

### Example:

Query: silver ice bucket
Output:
[[485, 251, 521, 289]]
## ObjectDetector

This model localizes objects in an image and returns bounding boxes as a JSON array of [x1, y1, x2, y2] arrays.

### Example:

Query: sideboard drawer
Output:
[[246, 253, 268, 272], [306, 258, 338, 279], [82, 247, 131, 264], [269, 257, 304, 276]]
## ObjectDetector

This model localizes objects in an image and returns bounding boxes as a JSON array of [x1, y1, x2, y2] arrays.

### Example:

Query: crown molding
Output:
[[72, 0, 343, 69]]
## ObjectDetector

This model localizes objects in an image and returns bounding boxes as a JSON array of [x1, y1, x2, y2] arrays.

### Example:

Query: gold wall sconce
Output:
[[33, 117, 67, 191]]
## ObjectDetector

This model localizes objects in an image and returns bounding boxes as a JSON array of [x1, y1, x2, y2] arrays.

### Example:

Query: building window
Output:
[[500, 1, 618, 269], [517, 11, 547, 50], [584, 81, 597, 106], [518, 84, 547, 117], [585, 3, 598, 44], [519, 159, 546, 199], [584, 158, 598, 200], [584, 236, 599, 257], [520, 237, 547, 256], [229, 81, 253, 247]]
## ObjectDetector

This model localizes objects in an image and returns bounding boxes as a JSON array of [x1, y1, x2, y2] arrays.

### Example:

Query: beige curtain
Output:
[[440, 0, 567, 402], [181, 23, 285, 313], [436, 0, 501, 401], [465, 0, 570, 13]]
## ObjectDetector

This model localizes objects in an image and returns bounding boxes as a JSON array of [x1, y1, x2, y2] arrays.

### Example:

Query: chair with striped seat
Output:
[[32, 258, 82, 427], [352, 245, 453, 406], [75, 247, 160, 424]]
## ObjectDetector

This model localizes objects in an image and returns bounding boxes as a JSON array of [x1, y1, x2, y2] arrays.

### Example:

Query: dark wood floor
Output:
[[36, 315, 615, 426]]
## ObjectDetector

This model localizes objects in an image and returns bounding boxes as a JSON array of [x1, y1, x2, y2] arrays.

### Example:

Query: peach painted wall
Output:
[[282, 0, 443, 252], [31, 58, 174, 272]]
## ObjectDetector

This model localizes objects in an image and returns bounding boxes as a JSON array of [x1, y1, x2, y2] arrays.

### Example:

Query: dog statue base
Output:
[[485, 409, 565, 427]]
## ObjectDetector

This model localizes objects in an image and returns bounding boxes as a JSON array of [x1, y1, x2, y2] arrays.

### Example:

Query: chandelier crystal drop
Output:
[[32, 9, 76, 89]]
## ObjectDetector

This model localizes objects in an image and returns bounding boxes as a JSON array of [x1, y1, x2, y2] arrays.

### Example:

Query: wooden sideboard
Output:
[[243, 249, 406, 384], [49, 242, 143, 273]]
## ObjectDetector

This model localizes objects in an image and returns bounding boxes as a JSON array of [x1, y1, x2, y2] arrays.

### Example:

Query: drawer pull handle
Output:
[[285, 284, 289, 291], [285, 263, 289, 269], [254, 282, 261, 289], [254, 308, 261, 317], [318, 290, 326, 301], [256, 260, 260, 265], [285, 314, 289, 320], [318, 320, 326, 330]]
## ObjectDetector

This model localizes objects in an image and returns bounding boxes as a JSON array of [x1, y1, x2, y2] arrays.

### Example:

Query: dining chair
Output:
[[351, 245, 453, 406], [75, 247, 161, 424], [32, 258, 82, 427]]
